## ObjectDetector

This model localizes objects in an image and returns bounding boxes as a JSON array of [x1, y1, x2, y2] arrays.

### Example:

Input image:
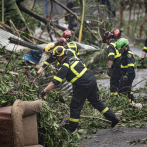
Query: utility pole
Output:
[[78, 0, 85, 43], [2, 0, 4, 23]]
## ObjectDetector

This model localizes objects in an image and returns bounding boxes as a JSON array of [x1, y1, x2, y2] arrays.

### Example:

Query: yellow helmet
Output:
[[52, 46, 67, 58], [45, 43, 55, 52]]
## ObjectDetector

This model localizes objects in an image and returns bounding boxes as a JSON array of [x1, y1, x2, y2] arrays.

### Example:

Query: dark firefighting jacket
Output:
[[107, 40, 121, 66], [143, 39, 147, 53], [121, 47, 135, 75], [66, 41, 80, 57], [52, 57, 95, 86], [42, 49, 78, 68]]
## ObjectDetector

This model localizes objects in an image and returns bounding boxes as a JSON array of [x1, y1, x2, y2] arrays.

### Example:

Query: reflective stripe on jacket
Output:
[[107, 40, 121, 66], [52, 57, 95, 86], [121, 48, 135, 75]]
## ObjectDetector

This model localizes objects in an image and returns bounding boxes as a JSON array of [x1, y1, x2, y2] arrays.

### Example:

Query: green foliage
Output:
[[0, 0, 23, 27], [21, 2, 45, 32], [1, 46, 147, 146], [133, 42, 144, 48]]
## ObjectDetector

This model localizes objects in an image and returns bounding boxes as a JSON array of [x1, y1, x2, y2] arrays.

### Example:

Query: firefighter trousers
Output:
[[110, 66, 121, 96], [118, 73, 135, 102], [69, 81, 116, 132]]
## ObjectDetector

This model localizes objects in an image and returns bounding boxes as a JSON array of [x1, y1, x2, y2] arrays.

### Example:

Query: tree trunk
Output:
[[127, 0, 134, 36], [133, 3, 142, 34], [17, 3, 67, 31], [119, 0, 125, 28], [140, 2, 147, 38]]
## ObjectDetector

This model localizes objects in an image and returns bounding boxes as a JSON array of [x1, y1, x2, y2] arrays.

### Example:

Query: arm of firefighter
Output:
[[44, 82, 56, 93], [37, 67, 44, 75], [42, 57, 56, 68], [127, 53, 135, 75], [108, 60, 113, 68], [107, 45, 115, 61], [52, 63, 69, 85]]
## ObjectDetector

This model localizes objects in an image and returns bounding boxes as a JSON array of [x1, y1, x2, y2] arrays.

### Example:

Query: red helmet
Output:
[[63, 30, 72, 38], [102, 31, 112, 43], [56, 38, 67, 46], [113, 29, 123, 39]]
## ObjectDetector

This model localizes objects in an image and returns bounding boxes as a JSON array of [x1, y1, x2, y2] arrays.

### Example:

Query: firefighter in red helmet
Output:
[[112, 29, 123, 41], [62, 30, 81, 57], [102, 31, 121, 97]]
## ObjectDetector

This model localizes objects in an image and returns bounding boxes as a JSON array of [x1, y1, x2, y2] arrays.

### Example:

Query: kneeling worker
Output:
[[116, 38, 135, 102], [40, 46, 120, 133]]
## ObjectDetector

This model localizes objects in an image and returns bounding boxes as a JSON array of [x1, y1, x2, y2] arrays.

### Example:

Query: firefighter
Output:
[[116, 38, 135, 102], [112, 29, 123, 41], [55, 37, 78, 58], [36, 43, 56, 76], [102, 31, 121, 97], [140, 39, 147, 65], [40, 46, 120, 134], [63, 30, 81, 57], [36, 40, 78, 76]]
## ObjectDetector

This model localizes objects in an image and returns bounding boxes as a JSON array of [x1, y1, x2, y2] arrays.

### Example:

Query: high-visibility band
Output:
[[57, 62, 60, 65], [70, 118, 79, 122], [77, 52, 80, 55], [71, 61, 79, 75], [111, 92, 118, 96], [128, 51, 133, 54], [110, 43, 116, 47], [130, 92, 133, 94], [70, 68, 87, 83], [67, 49, 76, 57], [114, 53, 121, 58], [121, 64, 134, 68], [53, 76, 62, 82], [110, 42, 121, 58], [63, 63, 69, 68], [129, 99, 131, 102], [143, 46, 147, 50], [108, 52, 115, 57], [101, 107, 109, 114], [44, 61, 49, 65]]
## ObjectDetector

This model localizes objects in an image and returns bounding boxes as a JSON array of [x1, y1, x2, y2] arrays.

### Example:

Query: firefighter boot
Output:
[[111, 117, 120, 128]]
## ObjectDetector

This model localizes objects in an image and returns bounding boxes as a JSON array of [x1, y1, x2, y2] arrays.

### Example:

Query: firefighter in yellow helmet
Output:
[[40, 46, 120, 134], [36, 43, 56, 76], [36, 41, 79, 77]]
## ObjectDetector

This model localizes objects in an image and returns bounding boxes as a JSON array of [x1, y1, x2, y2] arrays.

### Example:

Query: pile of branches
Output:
[[1, 44, 147, 146]]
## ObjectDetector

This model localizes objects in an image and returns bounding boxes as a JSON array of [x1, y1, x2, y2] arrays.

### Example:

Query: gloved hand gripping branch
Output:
[[123, 74, 128, 81], [40, 90, 46, 100], [140, 58, 144, 64]]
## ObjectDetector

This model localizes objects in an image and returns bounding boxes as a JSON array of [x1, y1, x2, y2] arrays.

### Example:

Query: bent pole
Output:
[[78, 0, 85, 43]]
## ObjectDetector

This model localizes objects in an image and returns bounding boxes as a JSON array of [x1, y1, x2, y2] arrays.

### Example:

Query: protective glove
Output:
[[107, 68, 112, 77], [40, 90, 46, 100], [140, 58, 144, 64], [123, 75, 128, 81]]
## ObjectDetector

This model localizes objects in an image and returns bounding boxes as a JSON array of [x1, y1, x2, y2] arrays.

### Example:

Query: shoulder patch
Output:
[[127, 54, 132, 58]]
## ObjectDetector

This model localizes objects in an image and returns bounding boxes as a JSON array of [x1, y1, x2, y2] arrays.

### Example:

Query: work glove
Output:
[[140, 58, 144, 64], [123, 75, 128, 81], [40, 90, 46, 100], [107, 68, 112, 77]]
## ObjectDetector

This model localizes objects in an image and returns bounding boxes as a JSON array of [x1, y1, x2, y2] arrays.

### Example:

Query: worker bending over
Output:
[[40, 46, 120, 134]]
